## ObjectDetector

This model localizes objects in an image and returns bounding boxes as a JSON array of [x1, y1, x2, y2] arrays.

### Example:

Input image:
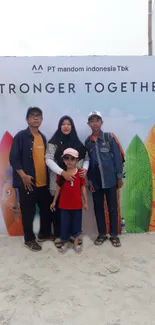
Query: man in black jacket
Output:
[[9, 106, 53, 251]]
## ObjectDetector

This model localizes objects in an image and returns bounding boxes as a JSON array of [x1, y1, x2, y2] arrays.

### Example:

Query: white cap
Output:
[[88, 111, 102, 120], [62, 148, 79, 158]]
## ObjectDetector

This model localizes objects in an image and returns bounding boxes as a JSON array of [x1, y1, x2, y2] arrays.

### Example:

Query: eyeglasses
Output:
[[29, 113, 42, 119], [63, 156, 76, 161]]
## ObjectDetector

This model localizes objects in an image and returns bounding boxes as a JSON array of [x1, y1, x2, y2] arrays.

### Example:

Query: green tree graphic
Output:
[[121, 135, 152, 233]]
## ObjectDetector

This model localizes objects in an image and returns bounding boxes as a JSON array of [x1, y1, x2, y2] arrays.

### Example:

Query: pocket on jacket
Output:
[[99, 147, 111, 160]]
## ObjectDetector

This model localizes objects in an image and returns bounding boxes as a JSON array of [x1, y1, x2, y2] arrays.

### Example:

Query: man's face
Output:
[[27, 112, 43, 128], [88, 116, 103, 132]]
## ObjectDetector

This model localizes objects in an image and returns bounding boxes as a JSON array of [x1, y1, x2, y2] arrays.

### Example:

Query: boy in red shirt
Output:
[[50, 148, 88, 254]]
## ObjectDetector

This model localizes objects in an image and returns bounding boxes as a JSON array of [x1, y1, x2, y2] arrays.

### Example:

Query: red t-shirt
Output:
[[57, 169, 86, 210]]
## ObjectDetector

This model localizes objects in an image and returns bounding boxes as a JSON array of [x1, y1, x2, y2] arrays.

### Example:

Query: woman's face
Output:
[[61, 119, 72, 135]]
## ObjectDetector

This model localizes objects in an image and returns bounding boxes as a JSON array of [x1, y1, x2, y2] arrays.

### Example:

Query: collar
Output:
[[90, 130, 103, 142], [26, 127, 41, 137]]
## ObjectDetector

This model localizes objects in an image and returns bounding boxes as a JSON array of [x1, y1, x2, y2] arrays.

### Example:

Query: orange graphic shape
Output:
[[145, 125, 155, 231], [0, 132, 13, 196], [0, 132, 23, 236]]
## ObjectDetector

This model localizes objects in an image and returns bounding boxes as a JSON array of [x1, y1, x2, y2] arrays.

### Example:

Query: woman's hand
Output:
[[79, 168, 87, 179], [61, 170, 75, 181], [50, 201, 56, 212]]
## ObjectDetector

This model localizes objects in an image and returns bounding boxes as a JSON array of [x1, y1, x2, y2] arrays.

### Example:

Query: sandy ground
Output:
[[0, 233, 155, 325]]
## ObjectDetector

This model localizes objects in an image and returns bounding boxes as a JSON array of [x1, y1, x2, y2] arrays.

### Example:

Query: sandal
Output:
[[94, 235, 108, 246], [74, 245, 82, 254], [109, 236, 121, 247], [69, 237, 83, 246], [54, 238, 62, 249], [58, 245, 68, 254]]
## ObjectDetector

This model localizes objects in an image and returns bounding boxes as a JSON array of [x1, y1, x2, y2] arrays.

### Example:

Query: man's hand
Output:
[[117, 179, 123, 189], [61, 170, 76, 181], [88, 184, 95, 193], [79, 168, 87, 179], [22, 175, 34, 191]]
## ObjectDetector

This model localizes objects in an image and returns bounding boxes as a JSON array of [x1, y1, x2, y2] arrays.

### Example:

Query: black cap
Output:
[[26, 106, 43, 119]]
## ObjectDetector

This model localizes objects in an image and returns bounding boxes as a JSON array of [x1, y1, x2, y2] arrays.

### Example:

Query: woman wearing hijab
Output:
[[46, 115, 89, 248]]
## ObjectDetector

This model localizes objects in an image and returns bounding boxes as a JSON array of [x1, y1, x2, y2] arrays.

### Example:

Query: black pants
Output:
[[92, 187, 118, 237], [19, 186, 53, 242], [51, 195, 61, 238]]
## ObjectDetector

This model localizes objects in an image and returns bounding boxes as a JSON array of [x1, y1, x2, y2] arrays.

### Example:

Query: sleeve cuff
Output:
[[57, 167, 63, 175], [83, 160, 89, 171], [117, 173, 123, 180], [14, 164, 22, 170]]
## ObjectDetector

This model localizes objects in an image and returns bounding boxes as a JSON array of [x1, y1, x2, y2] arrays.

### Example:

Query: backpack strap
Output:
[[103, 132, 111, 151], [85, 136, 92, 151], [104, 132, 125, 164]]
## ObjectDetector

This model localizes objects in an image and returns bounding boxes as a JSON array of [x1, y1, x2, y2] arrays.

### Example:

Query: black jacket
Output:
[[9, 127, 47, 188]]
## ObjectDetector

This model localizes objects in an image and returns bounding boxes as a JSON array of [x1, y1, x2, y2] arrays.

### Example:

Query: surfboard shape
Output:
[[122, 135, 152, 233], [0, 132, 23, 236], [145, 125, 155, 231]]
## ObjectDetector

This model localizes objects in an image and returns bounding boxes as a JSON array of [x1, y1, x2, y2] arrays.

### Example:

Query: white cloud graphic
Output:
[[0, 105, 152, 153]]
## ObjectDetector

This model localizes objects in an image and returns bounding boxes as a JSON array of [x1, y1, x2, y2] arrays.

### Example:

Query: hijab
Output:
[[49, 115, 86, 168]]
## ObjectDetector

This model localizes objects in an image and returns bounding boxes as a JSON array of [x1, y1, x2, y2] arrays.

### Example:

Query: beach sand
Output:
[[0, 232, 155, 325]]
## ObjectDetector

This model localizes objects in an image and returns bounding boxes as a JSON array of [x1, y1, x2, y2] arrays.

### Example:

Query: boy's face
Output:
[[88, 116, 103, 133], [27, 111, 43, 128], [63, 155, 78, 169]]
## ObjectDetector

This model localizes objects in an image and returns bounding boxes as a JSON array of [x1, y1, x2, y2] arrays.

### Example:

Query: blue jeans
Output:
[[60, 209, 82, 242]]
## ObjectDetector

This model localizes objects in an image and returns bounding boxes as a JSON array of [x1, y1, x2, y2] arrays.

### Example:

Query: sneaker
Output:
[[24, 240, 42, 252], [37, 234, 55, 242]]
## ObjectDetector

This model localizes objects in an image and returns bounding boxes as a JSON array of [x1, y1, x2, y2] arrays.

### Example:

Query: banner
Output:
[[0, 56, 155, 235]]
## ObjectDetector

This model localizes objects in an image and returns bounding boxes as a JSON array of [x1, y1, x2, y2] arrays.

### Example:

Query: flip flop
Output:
[[74, 245, 82, 254], [109, 236, 121, 247], [94, 235, 108, 246], [58, 245, 68, 254], [54, 238, 62, 249]]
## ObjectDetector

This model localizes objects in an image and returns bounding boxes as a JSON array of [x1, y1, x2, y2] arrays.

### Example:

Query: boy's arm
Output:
[[10, 134, 23, 171], [9, 134, 35, 189], [84, 139, 94, 191], [110, 136, 123, 186]]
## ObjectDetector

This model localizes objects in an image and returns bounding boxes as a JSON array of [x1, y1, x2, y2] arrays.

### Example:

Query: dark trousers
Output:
[[60, 209, 82, 242], [19, 186, 53, 242], [92, 187, 118, 237], [51, 195, 61, 238]]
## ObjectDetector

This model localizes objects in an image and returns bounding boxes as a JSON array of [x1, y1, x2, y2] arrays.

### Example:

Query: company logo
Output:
[[32, 65, 57, 73], [32, 65, 43, 74]]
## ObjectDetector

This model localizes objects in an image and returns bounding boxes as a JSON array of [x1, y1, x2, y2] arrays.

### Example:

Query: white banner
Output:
[[0, 56, 155, 235]]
